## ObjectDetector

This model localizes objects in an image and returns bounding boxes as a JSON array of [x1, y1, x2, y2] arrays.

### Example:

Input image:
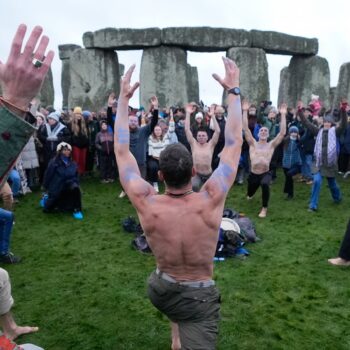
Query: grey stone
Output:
[[250, 30, 318, 55], [38, 67, 54, 107], [162, 27, 251, 52], [83, 28, 161, 50], [119, 63, 125, 77], [58, 45, 81, 108], [68, 48, 120, 111], [140, 46, 189, 108], [226, 47, 269, 105], [186, 64, 199, 104], [329, 87, 336, 111], [278, 55, 330, 108], [333, 62, 350, 109], [58, 44, 81, 60]]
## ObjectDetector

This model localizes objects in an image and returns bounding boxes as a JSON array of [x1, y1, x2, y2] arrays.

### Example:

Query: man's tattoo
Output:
[[213, 162, 234, 193], [117, 128, 129, 144]]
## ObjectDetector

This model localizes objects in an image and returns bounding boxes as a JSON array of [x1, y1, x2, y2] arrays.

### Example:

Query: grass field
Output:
[[5, 170, 350, 349]]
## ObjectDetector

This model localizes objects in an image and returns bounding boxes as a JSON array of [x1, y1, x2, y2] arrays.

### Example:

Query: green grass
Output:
[[6, 171, 350, 349]]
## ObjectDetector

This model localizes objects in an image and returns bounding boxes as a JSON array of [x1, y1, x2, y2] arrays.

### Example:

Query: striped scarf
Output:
[[314, 126, 337, 167]]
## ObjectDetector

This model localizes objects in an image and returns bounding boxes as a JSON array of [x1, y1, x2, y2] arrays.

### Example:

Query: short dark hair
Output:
[[159, 144, 193, 189], [197, 127, 208, 134]]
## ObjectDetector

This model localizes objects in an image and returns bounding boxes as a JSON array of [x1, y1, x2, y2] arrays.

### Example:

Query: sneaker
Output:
[[0, 252, 21, 264], [305, 180, 313, 185], [100, 179, 109, 184], [119, 190, 126, 198], [246, 195, 253, 200], [153, 182, 159, 193], [39, 194, 48, 208], [258, 208, 267, 218], [343, 171, 350, 179], [308, 207, 317, 212], [328, 257, 350, 266], [73, 211, 83, 220], [108, 178, 115, 183]]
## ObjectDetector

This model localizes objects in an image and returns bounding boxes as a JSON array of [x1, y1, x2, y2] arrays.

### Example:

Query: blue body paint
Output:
[[213, 163, 234, 193], [117, 128, 129, 144], [225, 137, 235, 146]]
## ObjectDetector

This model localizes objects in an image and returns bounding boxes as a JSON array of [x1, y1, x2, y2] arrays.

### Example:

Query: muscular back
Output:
[[136, 192, 224, 281]]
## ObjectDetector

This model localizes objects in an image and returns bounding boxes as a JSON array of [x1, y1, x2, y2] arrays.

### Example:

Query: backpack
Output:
[[131, 235, 152, 254], [234, 216, 258, 243]]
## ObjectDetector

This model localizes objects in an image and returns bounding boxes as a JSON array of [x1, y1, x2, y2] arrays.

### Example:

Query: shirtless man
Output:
[[242, 100, 286, 218], [114, 57, 242, 350], [184, 103, 220, 191]]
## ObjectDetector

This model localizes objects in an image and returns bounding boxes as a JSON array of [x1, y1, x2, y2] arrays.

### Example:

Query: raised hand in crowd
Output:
[[242, 100, 250, 112], [279, 103, 288, 116], [0, 24, 54, 116], [149, 96, 159, 111], [108, 92, 117, 107]]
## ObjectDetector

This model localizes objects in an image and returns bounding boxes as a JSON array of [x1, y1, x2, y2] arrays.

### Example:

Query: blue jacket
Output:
[[43, 156, 79, 197]]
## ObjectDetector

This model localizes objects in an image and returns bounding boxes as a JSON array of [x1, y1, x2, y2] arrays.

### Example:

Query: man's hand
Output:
[[212, 57, 239, 90], [185, 103, 196, 115], [297, 101, 304, 111], [208, 105, 215, 119], [279, 103, 288, 115], [242, 100, 250, 112], [0, 24, 54, 111], [149, 96, 159, 110], [119, 64, 140, 100], [108, 92, 116, 107]]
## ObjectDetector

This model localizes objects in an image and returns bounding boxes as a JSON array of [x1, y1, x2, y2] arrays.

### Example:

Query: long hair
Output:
[[71, 114, 88, 136]]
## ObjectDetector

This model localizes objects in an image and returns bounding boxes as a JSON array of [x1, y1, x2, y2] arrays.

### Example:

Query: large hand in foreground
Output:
[[120, 65, 140, 100], [212, 57, 240, 90], [0, 24, 54, 111]]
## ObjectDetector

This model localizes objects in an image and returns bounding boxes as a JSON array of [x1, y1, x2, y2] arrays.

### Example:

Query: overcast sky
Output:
[[1, 0, 349, 109]]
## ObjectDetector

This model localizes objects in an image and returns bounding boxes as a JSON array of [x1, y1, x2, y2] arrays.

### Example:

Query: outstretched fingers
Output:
[[124, 64, 136, 82], [7, 24, 27, 62], [22, 26, 43, 60]]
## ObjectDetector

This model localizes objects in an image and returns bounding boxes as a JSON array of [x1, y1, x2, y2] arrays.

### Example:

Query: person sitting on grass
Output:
[[41, 142, 83, 220]]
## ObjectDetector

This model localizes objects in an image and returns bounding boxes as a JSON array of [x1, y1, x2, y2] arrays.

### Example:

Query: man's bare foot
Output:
[[328, 257, 350, 266], [171, 322, 181, 350], [5, 326, 39, 341], [258, 207, 267, 218], [246, 195, 253, 200]]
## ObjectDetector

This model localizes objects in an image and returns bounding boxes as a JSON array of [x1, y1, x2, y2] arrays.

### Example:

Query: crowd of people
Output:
[[1, 24, 350, 349]]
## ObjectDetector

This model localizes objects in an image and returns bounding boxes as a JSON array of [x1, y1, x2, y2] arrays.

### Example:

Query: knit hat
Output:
[[195, 112, 204, 120], [289, 126, 299, 134], [82, 110, 91, 119], [73, 106, 82, 114], [324, 115, 335, 124], [56, 142, 72, 152], [47, 111, 60, 122]]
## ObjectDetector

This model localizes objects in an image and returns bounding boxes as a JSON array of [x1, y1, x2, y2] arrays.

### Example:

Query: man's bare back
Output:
[[137, 190, 223, 281]]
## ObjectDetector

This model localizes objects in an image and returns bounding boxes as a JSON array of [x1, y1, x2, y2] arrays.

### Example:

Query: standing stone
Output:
[[140, 46, 189, 108], [226, 47, 269, 104], [38, 68, 54, 107], [58, 44, 81, 108], [333, 62, 350, 109], [186, 64, 199, 103], [329, 87, 336, 111], [278, 55, 330, 108], [68, 48, 120, 111]]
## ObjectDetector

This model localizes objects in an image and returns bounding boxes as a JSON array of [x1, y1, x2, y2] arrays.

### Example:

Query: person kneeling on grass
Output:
[[41, 142, 83, 220]]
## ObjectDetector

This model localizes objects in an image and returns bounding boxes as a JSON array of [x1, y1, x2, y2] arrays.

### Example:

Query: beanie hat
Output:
[[82, 110, 91, 119], [56, 142, 72, 152], [47, 111, 60, 122], [324, 115, 335, 124], [195, 112, 204, 120], [289, 126, 299, 134], [73, 106, 82, 114]]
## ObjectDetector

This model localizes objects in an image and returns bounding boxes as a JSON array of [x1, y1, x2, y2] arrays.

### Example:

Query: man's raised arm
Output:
[[184, 103, 196, 147], [203, 57, 243, 198], [208, 105, 221, 147], [270, 103, 287, 148], [114, 65, 153, 200], [242, 100, 255, 146]]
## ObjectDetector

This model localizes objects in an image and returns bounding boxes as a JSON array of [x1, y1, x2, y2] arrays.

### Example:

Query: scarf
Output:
[[46, 122, 66, 141], [314, 126, 337, 167]]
